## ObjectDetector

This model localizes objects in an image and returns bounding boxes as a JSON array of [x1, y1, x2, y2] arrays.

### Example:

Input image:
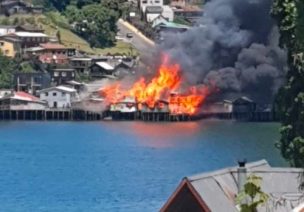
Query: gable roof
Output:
[[39, 86, 77, 93], [39, 43, 73, 50], [95, 62, 115, 70], [12, 32, 48, 37], [161, 160, 303, 212], [0, 91, 45, 103]]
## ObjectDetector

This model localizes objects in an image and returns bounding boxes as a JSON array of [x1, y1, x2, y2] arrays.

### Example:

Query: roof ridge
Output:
[[187, 159, 269, 181]]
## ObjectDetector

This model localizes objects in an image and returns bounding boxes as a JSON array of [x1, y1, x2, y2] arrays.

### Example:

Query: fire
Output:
[[100, 56, 210, 115]]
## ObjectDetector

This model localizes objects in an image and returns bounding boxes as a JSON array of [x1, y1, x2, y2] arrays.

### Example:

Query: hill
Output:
[[0, 13, 138, 56]]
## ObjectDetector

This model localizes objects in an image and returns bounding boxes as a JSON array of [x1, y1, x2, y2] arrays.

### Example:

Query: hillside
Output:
[[0, 13, 138, 56]]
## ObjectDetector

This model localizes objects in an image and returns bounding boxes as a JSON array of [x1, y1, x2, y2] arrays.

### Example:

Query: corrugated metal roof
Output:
[[185, 160, 303, 212], [95, 62, 114, 70], [13, 32, 48, 37]]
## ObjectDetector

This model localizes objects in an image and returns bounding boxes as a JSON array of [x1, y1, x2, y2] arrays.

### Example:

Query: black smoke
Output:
[[161, 0, 287, 104]]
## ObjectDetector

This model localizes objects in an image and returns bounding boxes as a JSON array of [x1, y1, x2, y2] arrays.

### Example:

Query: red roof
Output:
[[14, 92, 40, 102], [39, 43, 68, 50]]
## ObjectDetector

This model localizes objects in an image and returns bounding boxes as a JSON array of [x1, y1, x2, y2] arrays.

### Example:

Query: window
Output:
[[45, 92, 48, 96], [53, 92, 57, 96], [62, 72, 67, 77], [0, 42, 4, 46], [62, 92, 66, 97], [155, 0, 160, 3], [54, 72, 59, 77], [4, 50, 9, 55]]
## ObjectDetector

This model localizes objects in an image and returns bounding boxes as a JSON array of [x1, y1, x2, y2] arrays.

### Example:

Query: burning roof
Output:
[[100, 55, 211, 115]]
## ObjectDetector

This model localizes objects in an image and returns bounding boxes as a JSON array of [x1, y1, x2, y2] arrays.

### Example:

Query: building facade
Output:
[[14, 72, 51, 95], [0, 37, 21, 57], [39, 86, 79, 108]]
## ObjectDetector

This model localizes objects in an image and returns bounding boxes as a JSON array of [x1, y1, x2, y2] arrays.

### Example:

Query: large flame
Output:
[[100, 56, 210, 115]]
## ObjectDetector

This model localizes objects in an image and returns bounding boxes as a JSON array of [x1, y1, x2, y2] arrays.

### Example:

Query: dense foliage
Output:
[[0, 53, 19, 89], [65, 3, 120, 48], [272, 0, 304, 166]]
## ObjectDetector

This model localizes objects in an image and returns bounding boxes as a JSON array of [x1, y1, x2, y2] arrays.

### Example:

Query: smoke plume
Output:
[[161, 0, 287, 105]]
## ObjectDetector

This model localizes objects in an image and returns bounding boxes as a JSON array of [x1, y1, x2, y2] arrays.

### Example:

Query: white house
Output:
[[39, 86, 79, 109]]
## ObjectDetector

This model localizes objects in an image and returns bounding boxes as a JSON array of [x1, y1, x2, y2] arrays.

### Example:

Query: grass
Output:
[[0, 14, 138, 56]]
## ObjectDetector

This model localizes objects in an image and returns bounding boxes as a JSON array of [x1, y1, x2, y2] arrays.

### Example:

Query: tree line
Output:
[[272, 0, 304, 167]]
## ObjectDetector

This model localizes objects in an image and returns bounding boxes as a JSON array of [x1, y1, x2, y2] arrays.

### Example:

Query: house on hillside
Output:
[[145, 6, 164, 22], [161, 160, 303, 212], [4, 32, 48, 48], [14, 72, 51, 95], [15, 25, 44, 33], [0, 37, 21, 57], [39, 86, 79, 109], [25, 43, 76, 64], [90, 61, 116, 79], [0, 0, 43, 15], [50, 67, 76, 86], [0, 91, 46, 110], [0, 25, 16, 36], [69, 57, 93, 74]]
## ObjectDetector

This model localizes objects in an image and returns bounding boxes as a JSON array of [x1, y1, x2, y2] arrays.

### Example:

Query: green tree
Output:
[[0, 53, 17, 89], [273, 0, 304, 166], [236, 175, 269, 212], [74, 4, 119, 48]]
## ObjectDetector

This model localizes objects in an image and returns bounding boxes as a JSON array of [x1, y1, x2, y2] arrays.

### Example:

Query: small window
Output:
[[4, 50, 9, 55], [45, 92, 48, 96], [53, 92, 57, 96], [62, 92, 66, 97], [54, 72, 59, 77], [62, 72, 67, 77], [0, 42, 4, 46]]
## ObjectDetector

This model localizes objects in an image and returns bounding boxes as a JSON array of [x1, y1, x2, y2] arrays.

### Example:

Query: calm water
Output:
[[0, 120, 286, 211]]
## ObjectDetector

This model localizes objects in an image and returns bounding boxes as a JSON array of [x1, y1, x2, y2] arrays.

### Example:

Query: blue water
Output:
[[0, 120, 286, 211]]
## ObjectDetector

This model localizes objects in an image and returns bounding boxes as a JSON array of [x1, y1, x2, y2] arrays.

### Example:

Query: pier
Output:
[[0, 109, 102, 121], [0, 109, 279, 122]]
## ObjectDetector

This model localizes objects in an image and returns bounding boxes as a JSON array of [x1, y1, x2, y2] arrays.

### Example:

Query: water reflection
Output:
[[130, 121, 203, 148]]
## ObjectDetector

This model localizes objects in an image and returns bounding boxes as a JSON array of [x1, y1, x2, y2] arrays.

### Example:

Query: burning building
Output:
[[100, 55, 211, 121]]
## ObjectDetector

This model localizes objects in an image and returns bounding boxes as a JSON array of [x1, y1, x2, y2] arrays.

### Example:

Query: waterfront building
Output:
[[0, 91, 46, 110], [38, 86, 79, 109], [161, 160, 303, 212]]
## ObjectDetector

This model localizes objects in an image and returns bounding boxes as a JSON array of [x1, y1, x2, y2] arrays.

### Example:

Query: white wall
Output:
[[10, 102, 46, 110], [0, 28, 16, 36], [162, 6, 174, 21], [40, 90, 75, 108]]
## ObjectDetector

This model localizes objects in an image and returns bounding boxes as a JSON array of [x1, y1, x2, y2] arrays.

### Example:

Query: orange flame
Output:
[[100, 56, 210, 115]]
